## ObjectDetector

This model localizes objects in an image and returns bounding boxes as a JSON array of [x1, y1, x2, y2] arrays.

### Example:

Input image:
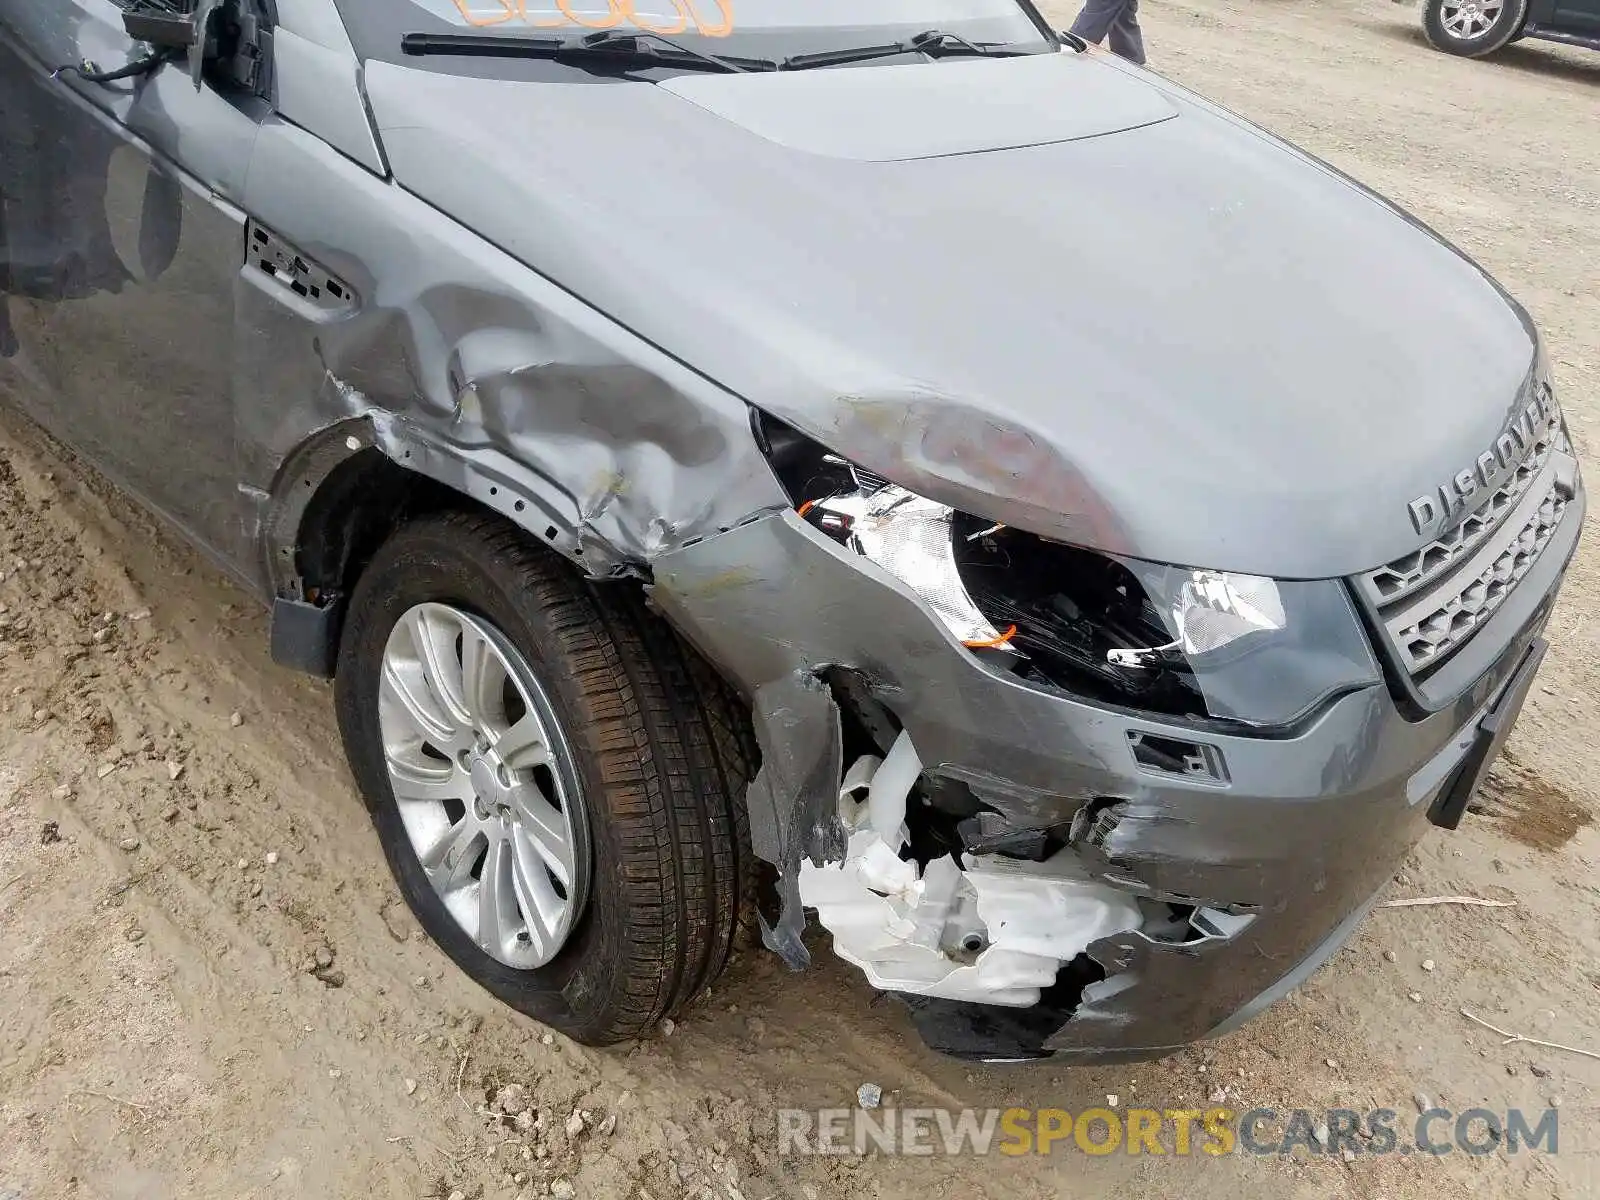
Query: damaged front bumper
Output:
[[650, 503, 1579, 1063]]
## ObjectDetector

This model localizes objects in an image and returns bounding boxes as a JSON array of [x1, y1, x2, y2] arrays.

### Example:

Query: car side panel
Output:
[[1550, 0, 1600, 30], [234, 115, 787, 592], [0, 3, 262, 581], [1521, 0, 1561, 26]]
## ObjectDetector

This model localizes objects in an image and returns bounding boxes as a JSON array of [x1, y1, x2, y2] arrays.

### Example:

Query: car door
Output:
[[1551, 0, 1600, 31], [0, 0, 267, 580]]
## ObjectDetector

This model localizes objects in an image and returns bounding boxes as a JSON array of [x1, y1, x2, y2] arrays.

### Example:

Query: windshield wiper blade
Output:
[[780, 29, 1028, 71], [401, 29, 777, 73]]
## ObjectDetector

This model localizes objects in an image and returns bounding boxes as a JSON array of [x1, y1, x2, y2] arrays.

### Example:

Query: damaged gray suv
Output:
[[0, 0, 1583, 1062]]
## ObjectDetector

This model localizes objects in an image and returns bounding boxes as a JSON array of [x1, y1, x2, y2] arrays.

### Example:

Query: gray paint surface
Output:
[[0, 0, 1583, 1059], [659, 51, 1179, 159], [362, 50, 1538, 580], [0, 17, 260, 573]]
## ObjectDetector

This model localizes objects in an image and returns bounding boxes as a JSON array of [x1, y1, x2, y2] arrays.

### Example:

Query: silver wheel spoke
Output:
[[405, 607, 472, 730], [510, 785, 574, 891], [478, 832, 511, 956], [509, 829, 560, 957], [419, 815, 482, 888], [388, 754, 467, 805], [494, 712, 551, 771], [380, 656, 458, 748], [458, 623, 503, 724]]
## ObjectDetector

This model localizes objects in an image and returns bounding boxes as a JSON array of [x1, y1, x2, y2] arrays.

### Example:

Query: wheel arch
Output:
[[261, 416, 601, 677]]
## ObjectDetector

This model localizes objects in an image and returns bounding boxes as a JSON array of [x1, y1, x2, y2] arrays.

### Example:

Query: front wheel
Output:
[[1421, 0, 1527, 56], [335, 511, 757, 1044]]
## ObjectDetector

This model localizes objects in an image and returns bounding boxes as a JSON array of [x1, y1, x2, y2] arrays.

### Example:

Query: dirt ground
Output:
[[2, 1, 1599, 1197]]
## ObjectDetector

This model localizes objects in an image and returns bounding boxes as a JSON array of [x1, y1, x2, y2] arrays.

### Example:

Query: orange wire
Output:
[[963, 624, 1018, 649], [797, 499, 816, 517]]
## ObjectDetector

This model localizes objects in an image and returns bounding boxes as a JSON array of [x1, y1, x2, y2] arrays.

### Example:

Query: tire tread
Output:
[[337, 510, 757, 1043]]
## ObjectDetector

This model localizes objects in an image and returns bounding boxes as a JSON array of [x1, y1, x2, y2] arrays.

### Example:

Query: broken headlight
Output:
[[755, 415, 1380, 727], [753, 414, 1012, 646], [807, 484, 1012, 647], [957, 527, 1379, 726], [1106, 570, 1286, 668], [1115, 560, 1381, 726]]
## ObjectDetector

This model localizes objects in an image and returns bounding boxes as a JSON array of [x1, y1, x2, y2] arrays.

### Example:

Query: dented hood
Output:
[[364, 52, 1539, 579]]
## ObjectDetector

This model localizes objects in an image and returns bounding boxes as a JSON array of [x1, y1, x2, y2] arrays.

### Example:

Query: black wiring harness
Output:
[[53, 45, 184, 85]]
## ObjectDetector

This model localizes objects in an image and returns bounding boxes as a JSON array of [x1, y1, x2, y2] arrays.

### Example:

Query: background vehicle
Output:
[[1414, 0, 1600, 57]]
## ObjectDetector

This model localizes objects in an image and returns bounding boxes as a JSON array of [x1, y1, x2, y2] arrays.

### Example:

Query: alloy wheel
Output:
[[1439, 0, 1504, 39], [377, 602, 590, 969]]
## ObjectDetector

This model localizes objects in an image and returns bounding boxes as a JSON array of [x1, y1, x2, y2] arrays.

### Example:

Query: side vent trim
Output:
[[247, 220, 356, 313]]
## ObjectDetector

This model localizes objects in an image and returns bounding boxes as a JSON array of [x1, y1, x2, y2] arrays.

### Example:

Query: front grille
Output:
[[1360, 420, 1576, 677], [1387, 477, 1568, 672], [1363, 423, 1560, 607]]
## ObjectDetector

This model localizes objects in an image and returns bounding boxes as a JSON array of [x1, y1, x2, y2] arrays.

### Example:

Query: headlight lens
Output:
[[827, 487, 1380, 726], [1108, 570, 1287, 666], [1119, 560, 1381, 726], [811, 484, 1011, 647]]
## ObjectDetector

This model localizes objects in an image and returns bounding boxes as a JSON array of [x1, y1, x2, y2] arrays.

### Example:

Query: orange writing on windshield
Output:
[[450, 0, 734, 36]]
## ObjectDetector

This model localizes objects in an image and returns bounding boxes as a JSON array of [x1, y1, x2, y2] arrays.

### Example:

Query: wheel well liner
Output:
[[266, 437, 467, 676]]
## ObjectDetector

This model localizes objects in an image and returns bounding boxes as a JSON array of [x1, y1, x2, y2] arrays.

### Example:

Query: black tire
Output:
[[335, 510, 757, 1045], [1421, 0, 1527, 57]]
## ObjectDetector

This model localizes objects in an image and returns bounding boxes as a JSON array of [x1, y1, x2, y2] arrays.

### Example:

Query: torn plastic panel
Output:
[[742, 672, 844, 970], [896, 902, 1268, 1063], [799, 733, 1143, 1005]]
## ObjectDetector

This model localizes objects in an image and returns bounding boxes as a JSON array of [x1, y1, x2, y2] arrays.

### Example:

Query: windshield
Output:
[[334, 0, 1059, 75]]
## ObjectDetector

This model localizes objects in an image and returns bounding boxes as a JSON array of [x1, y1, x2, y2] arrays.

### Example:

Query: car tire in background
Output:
[[1421, 0, 1528, 56], [335, 510, 757, 1045]]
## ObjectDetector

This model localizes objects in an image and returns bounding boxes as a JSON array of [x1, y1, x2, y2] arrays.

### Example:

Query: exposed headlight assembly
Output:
[[756, 417, 1380, 728], [1114, 560, 1381, 726], [808, 476, 1016, 649], [1107, 570, 1286, 667]]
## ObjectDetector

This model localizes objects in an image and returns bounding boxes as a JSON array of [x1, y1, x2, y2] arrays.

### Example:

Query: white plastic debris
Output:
[[799, 732, 1143, 1006], [857, 1083, 882, 1109]]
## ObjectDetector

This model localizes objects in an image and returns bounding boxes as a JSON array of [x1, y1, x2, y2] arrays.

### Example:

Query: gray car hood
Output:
[[363, 51, 1538, 579]]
